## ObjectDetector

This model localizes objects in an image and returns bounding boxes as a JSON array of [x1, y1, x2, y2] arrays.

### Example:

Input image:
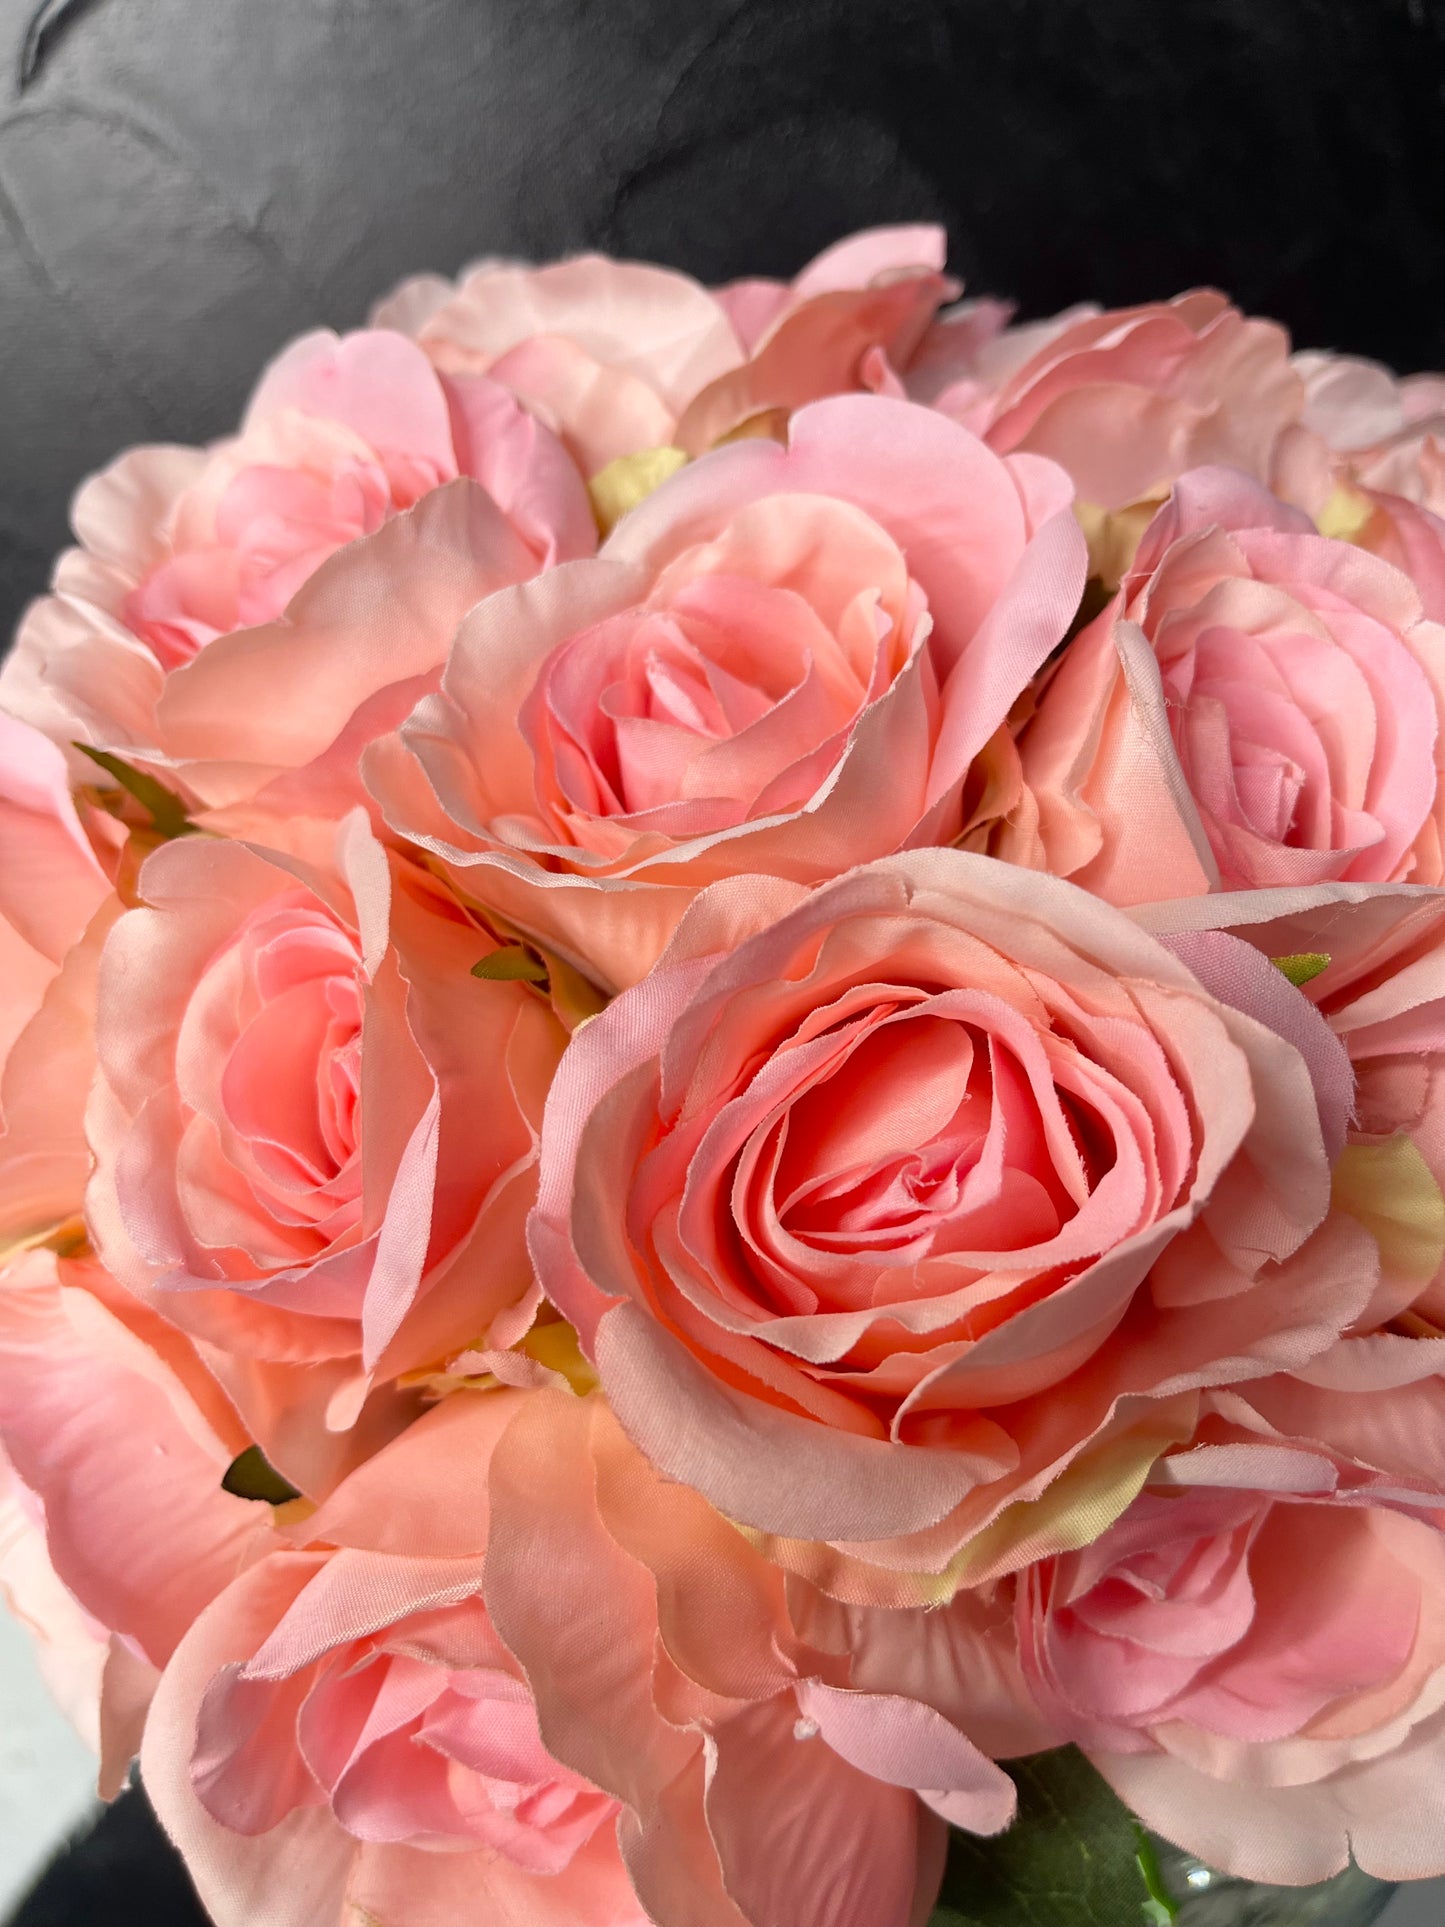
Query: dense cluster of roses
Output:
[[5, 225, 1445, 1925]]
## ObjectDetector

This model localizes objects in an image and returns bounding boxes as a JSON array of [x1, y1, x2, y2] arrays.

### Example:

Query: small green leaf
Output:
[[221, 1445, 302, 1505], [74, 743, 196, 840], [928, 1748, 1172, 1927], [471, 943, 550, 984], [1134, 1826, 1180, 1924], [1271, 951, 1330, 988]]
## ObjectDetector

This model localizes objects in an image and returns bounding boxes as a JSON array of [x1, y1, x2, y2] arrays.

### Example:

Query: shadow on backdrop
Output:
[[3, 0, 1445, 1920]]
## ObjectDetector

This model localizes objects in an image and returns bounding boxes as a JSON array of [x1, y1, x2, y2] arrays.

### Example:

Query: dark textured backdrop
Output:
[[3, 0, 1445, 648], [3, 2, 1445, 1921]]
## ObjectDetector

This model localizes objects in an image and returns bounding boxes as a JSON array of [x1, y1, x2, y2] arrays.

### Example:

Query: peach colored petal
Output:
[[0, 1250, 267, 1667], [155, 480, 536, 813]]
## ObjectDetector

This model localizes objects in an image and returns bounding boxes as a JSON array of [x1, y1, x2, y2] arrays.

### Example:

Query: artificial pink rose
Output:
[[713, 224, 951, 352], [1133, 879, 1445, 1374], [374, 228, 953, 475], [367, 394, 1085, 989], [1013, 1400, 1445, 1884], [143, 1389, 649, 1927], [1273, 351, 1445, 620], [485, 1386, 1020, 1927], [0, 329, 594, 780], [175, 1381, 1013, 1927], [921, 290, 1304, 510], [1294, 350, 1445, 514], [531, 850, 1372, 1602], [84, 815, 567, 1492], [671, 226, 956, 456], [996, 467, 1445, 903]]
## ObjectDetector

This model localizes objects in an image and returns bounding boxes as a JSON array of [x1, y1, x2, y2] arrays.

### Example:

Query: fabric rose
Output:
[[1012, 1399, 1445, 1885], [143, 1388, 649, 1927], [1134, 880, 1445, 1371], [995, 467, 1445, 903], [917, 290, 1304, 511], [531, 850, 1372, 1601], [1294, 350, 1445, 515], [374, 226, 953, 475], [84, 815, 567, 1492], [1274, 351, 1445, 620], [1, 330, 594, 770], [151, 1380, 1020, 1927], [367, 394, 1085, 989], [486, 1386, 1020, 1927]]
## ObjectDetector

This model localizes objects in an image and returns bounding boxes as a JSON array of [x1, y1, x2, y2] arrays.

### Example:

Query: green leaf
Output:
[[221, 1445, 302, 1505], [1134, 1826, 1180, 1925], [928, 1748, 1174, 1927], [1270, 951, 1330, 988], [74, 743, 196, 840], [471, 943, 550, 984]]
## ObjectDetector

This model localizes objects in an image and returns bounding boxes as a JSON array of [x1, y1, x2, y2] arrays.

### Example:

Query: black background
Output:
[[3, 0, 1445, 653], [3, 0, 1445, 1920]]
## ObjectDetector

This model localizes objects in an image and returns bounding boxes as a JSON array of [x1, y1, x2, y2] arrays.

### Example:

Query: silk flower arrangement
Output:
[[3, 225, 1445, 1927]]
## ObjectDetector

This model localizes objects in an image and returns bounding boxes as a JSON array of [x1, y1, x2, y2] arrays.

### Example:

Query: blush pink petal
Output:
[[0, 713, 109, 972], [0, 1249, 266, 1668], [244, 329, 459, 485], [1099, 1710, 1445, 1885], [705, 1698, 925, 1927], [793, 1679, 1016, 1834], [976, 292, 1304, 508], [155, 480, 537, 817]]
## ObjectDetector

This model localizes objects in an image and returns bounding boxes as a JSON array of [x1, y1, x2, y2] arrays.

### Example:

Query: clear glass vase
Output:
[[1150, 1836, 1399, 1926]]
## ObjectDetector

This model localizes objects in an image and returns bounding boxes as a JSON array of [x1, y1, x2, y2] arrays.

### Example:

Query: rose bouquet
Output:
[[2, 224, 1445, 1927]]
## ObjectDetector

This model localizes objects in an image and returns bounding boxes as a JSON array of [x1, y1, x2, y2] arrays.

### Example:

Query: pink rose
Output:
[[1014, 1404, 1445, 1884], [1295, 350, 1445, 514], [1134, 879, 1445, 1373], [155, 1381, 1015, 1927], [85, 817, 566, 1490], [531, 851, 1370, 1597], [921, 291, 1304, 510], [1278, 351, 1445, 620], [998, 468, 1445, 902], [713, 223, 952, 352], [1, 328, 593, 777], [486, 1387, 1019, 1927], [144, 1391, 649, 1927], [375, 227, 953, 474], [368, 395, 1085, 988]]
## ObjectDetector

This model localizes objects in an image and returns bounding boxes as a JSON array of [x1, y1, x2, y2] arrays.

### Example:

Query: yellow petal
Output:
[[1332, 1134, 1445, 1289], [1316, 482, 1377, 544], [588, 445, 688, 537]]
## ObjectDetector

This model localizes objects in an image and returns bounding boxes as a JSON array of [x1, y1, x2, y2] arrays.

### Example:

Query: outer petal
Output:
[[1098, 1710, 1445, 1885], [0, 1250, 266, 1667], [705, 1697, 925, 1927], [155, 480, 537, 813], [0, 712, 110, 969]]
